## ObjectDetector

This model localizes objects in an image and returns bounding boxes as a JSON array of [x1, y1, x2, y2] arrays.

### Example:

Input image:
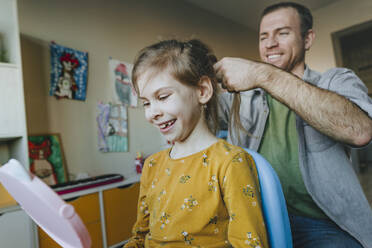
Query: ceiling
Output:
[[182, 0, 341, 30]]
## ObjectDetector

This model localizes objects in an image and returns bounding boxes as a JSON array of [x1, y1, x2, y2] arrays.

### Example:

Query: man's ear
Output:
[[197, 76, 213, 104], [304, 29, 315, 51]]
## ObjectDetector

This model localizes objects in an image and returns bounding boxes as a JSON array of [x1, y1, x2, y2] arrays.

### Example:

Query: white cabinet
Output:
[[0, 0, 34, 247], [0, 64, 24, 137], [0, 0, 29, 165], [0, 209, 33, 248], [36, 180, 140, 248]]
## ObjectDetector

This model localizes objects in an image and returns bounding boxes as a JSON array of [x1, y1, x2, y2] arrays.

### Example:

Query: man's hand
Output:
[[214, 57, 269, 92]]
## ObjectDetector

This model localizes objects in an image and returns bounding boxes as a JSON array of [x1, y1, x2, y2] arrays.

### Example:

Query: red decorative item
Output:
[[135, 152, 144, 174]]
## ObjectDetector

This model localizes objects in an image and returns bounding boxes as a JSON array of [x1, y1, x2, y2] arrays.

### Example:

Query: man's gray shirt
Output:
[[218, 66, 372, 248]]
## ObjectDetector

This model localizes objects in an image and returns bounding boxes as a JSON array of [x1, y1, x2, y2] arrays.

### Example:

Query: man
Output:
[[215, 2, 372, 248]]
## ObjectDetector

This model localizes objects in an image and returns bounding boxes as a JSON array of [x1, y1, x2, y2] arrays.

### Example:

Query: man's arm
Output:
[[214, 57, 372, 146]]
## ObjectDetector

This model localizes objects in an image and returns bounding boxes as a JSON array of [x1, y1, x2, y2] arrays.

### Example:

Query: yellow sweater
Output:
[[124, 139, 268, 248]]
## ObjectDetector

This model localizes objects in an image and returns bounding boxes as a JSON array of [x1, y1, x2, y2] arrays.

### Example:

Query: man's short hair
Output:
[[260, 2, 313, 37]]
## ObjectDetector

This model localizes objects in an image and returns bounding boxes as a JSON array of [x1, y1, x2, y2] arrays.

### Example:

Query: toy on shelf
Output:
[[134, 152, 144, 174]]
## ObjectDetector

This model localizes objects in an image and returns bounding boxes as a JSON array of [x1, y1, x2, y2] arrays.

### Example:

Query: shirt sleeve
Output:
[[123, 160, 151, 248], [324, 68, 372, 146], [326, 68, 372, 119], [217, 92, 233, 131], [222, 151, 269, 248]]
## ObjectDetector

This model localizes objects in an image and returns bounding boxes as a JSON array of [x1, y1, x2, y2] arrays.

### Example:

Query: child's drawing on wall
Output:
[[97, 102, 128, 152], [29, 139, 57, 185], [28, 134, 68, 186], [49, 42, 88, 101], [109, 58, 137, 107]]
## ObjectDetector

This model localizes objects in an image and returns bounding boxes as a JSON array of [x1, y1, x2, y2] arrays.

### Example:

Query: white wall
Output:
[[18, 0, 259, 179], [307, 0, 372, 71]]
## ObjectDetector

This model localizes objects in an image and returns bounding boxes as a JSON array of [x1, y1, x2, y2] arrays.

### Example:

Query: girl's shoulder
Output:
[[207, 139, 253, 166], [213, 139, 248, 156], [209, 140, 256, 178], [143, 148, 170, 167], [140, 149, 170, 187]]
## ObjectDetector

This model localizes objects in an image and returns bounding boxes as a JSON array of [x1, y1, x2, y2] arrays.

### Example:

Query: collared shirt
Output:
[[218, 66, 372, 248]]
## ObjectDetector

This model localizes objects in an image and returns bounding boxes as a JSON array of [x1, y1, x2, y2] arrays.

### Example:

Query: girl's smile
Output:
[[157, 119, 176, 133]]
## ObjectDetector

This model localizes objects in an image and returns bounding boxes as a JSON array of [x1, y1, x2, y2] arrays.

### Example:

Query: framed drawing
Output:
[[28, 134, 68, 185], [49, 42, 88, 101]]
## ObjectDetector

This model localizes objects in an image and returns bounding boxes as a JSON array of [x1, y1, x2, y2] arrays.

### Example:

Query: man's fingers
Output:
[[216, 72, 229, 90], [214, 59, 234, 92], [213, 59, 222, 71], [217, 83, 227, 92], [215, 70, 233, 92], [215, 66, 224, 82]]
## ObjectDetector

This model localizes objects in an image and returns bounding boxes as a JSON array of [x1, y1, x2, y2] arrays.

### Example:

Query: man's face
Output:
[[259, 7, 307, 76]]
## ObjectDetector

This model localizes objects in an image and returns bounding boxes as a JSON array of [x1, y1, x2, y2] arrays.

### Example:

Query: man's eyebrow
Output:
[[277, 26, 291, 31], [260, 26, 292, 36]]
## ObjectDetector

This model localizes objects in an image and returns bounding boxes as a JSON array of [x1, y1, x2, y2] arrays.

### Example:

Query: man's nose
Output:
[[266, 36, 278, 48]]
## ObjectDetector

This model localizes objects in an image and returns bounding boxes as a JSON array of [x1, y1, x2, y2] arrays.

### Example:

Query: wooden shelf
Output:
[[0, 134, 22, 142], [0, 62, 18, 68]]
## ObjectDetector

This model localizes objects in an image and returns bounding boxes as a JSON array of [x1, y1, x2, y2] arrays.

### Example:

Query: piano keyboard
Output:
[[51, 174, 124, 195]]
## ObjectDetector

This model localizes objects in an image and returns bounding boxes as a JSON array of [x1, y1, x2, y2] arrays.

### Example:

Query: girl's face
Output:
[[137, 70, 203, 144]]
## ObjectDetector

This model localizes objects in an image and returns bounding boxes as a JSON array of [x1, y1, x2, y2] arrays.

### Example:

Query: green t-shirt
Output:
[[258, 94, 327, 219]]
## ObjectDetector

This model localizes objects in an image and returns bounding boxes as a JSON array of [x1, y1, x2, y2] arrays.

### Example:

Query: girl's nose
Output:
[[146, 103, 162, 121]]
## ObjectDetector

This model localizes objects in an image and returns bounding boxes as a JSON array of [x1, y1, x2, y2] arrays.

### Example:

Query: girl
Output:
[[124, 39, 268, 247]]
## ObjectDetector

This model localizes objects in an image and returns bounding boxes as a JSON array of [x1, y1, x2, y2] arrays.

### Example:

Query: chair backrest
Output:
[[243, 148, 293, 248]]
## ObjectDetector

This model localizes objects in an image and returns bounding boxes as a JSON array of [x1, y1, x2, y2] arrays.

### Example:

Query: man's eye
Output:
[[279, 32, 289, 35], [260, 37, 267, 41]]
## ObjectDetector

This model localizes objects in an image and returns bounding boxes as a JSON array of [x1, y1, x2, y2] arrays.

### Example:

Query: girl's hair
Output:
[[132, 39, 219, 134]]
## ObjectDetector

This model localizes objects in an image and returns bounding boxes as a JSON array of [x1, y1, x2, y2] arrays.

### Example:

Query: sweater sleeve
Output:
[[123, 160, 151, 248], [222, 151, 269, 248]]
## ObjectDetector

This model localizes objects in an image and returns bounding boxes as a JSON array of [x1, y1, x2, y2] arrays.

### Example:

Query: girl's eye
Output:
[[142, 101, 150, 107], [159, 94, 170, 101]]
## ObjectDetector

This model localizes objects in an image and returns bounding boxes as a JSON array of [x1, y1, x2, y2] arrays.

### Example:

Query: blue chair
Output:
[[244, 148, 293, 248], [217, 131, 293, 248]]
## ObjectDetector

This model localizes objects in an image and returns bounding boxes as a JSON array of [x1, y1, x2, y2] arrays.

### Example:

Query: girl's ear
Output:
[[197, 76, 213, 104]]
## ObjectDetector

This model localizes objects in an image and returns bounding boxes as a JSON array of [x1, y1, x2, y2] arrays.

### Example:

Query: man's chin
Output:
[[268, 62, 285, 70]]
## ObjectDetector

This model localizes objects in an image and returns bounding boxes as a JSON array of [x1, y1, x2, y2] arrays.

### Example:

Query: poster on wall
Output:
[[28, 134, 69, 186], [108, 58, 137, 107], [97, 102, 128, 152], [49, 42, 88, 101]]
